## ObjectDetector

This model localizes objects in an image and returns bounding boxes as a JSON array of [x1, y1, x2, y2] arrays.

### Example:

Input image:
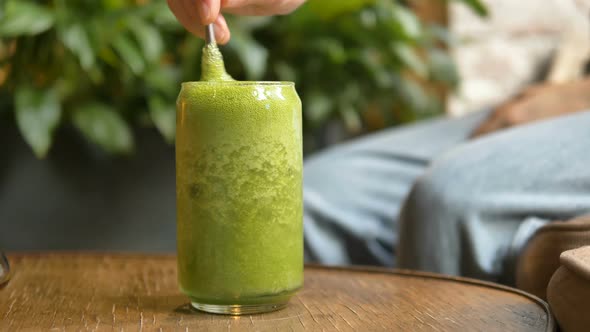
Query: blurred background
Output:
[[1, 0, 588, 251]]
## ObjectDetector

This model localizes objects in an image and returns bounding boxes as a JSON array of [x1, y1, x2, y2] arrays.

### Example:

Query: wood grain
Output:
[[0, 253, 553, 331]]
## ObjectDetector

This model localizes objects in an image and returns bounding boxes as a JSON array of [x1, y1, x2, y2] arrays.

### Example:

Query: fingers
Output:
[[167, 0, 306, 43], [167, 0, 230, 44], [167, 0, 221, 25], [470, 103, 513, 138], [214, 15, 231, 44], [222, 0, 306, 15], [472, 78, 590, 138], [470, 102, 525, 138], [200, 15, 230, 45], [470, 114, 504, 138]]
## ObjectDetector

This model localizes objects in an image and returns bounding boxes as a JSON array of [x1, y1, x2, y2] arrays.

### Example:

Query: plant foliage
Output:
[[0, 0, 485, 157]]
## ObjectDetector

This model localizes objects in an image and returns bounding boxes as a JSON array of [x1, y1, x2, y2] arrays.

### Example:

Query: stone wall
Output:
[[449, 0, 590, 115]]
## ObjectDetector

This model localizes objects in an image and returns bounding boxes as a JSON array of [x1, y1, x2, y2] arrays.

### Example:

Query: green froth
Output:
[[200, 43, 234, 82]]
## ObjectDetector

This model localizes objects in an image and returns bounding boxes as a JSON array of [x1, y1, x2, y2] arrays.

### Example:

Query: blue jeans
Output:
[[303, 110, 590, 284]]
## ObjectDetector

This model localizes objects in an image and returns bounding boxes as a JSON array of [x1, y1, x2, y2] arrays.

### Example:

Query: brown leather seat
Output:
[[547, 246, 590, 332], [516, 215, 590, 300]]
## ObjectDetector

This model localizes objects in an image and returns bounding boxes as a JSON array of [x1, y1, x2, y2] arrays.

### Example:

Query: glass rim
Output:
[[181, 81, 294, 87]]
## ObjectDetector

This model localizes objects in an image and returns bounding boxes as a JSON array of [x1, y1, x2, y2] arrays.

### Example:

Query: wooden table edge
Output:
[[5, 252, 555, 331], [308, 264, 555, 332]]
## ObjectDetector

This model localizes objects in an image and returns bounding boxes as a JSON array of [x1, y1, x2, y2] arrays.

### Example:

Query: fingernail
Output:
[[198, 1, 211, 23]]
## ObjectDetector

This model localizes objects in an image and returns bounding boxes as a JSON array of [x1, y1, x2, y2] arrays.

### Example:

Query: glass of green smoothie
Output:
[[175, 42, 303, 315]]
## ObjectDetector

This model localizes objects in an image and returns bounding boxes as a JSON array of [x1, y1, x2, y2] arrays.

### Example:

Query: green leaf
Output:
[[311, 38, 347, 64], [148, 2, 182, 30], [428, 49, 459, 86], [149, 96, 176, 144], [390, 4, 421, 40], [230, 30, 268, 80], [339, 104, 362, 133], [229, 16, 273, 30], [391, 43, 427, 78], [359, 9, 377, 29], [127, 17, 164, 63], [59, 23, 95, 70], [355, 48, 386, 87], [179, 37, 203, 82], [111, 33, 145, 74], [455, 0, 488, 17], [307, 0, 375, 20], [101, 0, 126, 10], [428, 25, 456, 47], [274, 61, 297, 82], [0, 1, 54, 37], [73, 103, 134, 154], [145, 65, 181, 98], [15, 87, 62, 158], [393, 77, 431, 114], [305, 92, 333, 126]]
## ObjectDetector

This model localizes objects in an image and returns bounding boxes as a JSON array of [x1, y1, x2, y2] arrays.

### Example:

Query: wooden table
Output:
[[0, 253, 554, 331]]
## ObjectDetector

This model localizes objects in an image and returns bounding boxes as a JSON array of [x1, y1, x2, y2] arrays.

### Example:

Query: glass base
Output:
[[191, 301, 287, 315]]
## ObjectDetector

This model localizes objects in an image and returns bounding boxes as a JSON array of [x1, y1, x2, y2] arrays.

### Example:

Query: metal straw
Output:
[[205, 24, 216, 45]]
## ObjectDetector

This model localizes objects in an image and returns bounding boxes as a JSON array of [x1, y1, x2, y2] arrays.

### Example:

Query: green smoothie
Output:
[[176, 42, 303, 314], [199, 43, 234, 82]]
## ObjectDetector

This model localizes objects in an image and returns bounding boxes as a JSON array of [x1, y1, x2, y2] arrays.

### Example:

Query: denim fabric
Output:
[[303, 110, 590, 284]]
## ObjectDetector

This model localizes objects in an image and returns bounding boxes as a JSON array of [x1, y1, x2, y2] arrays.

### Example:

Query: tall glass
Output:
[[175, 81, 303, 315]]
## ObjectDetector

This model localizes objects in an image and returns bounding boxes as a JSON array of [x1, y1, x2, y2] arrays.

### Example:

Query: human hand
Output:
[[167, 0, 306, 44], [471, 78, 590, 138]]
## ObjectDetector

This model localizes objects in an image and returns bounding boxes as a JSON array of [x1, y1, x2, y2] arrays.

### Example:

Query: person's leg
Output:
[[303, 111, 490, 266], [398, 110, 590, 284]]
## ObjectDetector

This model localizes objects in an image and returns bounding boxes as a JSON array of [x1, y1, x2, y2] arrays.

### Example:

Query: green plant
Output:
[[0, 0, 485, 158]]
